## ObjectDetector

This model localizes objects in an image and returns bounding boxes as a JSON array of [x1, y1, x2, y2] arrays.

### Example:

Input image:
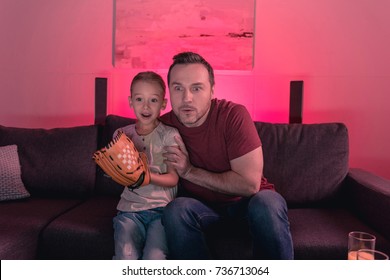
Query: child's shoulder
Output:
[[156, 123, 181, 146], [113, 124, 136, 138], [157, 122, 180, 135]]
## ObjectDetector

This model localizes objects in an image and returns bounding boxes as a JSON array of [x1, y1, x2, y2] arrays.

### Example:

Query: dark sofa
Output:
[[1, 114, 390, 260]]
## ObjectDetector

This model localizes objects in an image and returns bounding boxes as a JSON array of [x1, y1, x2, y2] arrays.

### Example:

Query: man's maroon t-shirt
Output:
[[160, 99, 274, 204]]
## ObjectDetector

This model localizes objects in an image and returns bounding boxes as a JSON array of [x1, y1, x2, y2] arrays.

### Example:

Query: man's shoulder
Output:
[[213, 99, 251, 121], [214, 99, 248, 113], [159, 110, 175, 125]]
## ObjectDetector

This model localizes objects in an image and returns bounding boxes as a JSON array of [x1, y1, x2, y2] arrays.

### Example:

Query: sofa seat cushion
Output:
[[204, 207, 390, 260], [288, 208, 390, 260], [0, 125, 98, 198], [39, 196, 119, 260], [255, 122, 349, 207], [0, 197, 84, 259]]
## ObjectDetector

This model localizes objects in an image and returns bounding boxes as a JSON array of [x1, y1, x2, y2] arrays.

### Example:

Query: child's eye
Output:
[[135, 97, 142, 102], [151, 98, 159, 103]]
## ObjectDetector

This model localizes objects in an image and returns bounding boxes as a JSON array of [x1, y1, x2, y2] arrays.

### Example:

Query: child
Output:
[[112, 71, 181, 260]]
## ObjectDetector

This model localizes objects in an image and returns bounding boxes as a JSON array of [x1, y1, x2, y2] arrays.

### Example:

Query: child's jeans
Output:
[[113, 207, 168, 259]]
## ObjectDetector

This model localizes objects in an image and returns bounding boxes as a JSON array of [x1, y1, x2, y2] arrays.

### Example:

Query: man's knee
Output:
[[163, 197, 197, 226], [165, 197, 193, 217], [248, 190, 288, 218], [166, 197, 191, 211]]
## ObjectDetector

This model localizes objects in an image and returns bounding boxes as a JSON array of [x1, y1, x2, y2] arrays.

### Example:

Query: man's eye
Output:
[[174, 86, 183, 91], [192, 86, 201, 92]]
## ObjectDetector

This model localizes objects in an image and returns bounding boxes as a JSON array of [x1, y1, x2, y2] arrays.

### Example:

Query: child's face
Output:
[[129, 81, 167, 124]]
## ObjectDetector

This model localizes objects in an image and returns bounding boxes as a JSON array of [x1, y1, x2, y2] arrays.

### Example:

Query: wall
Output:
[[0, 0, 112, 128], [0, 0, 389, 179]]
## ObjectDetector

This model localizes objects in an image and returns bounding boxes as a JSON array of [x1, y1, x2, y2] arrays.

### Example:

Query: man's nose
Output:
[[183, 89, 192, 102]]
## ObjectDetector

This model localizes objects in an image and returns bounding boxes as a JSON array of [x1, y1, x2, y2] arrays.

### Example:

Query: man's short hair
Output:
[[167, 52, 215, 88]]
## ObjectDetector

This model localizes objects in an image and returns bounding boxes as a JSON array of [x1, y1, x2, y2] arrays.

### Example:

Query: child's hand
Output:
[[163, 135, 192, 178]]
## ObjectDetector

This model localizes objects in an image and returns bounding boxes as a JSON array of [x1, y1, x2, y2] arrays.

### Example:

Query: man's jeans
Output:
[[113, 207, 168, 260], [162, 190, 294, 259]]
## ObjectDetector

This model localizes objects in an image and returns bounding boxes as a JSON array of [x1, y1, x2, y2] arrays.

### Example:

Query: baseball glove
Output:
[[93, 131, 150, 189]]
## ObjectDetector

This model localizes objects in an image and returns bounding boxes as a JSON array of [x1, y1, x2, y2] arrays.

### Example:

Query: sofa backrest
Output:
[[0, 124, 98, 198], [255, 122, 349, 207], [96, 115, 349, 206]]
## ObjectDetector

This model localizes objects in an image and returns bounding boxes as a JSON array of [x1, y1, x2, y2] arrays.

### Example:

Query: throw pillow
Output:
[[0, 144, 30, 201]]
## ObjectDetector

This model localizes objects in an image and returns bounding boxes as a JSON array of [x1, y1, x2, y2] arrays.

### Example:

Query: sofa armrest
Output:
[[344, 168, 390, 239]]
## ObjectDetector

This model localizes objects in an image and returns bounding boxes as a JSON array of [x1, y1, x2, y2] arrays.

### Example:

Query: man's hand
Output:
[[163, 135, 192, 178], [164, 136, 263, 197]]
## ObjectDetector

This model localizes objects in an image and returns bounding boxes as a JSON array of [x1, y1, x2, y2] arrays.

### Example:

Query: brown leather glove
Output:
[[93, 131, 150, 189]]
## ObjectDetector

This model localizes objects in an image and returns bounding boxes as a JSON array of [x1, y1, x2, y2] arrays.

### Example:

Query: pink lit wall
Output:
[[1, 0, 389, 179]]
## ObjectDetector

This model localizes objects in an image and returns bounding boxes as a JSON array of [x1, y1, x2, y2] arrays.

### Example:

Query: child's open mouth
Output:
[[141, 113, 152, 119]]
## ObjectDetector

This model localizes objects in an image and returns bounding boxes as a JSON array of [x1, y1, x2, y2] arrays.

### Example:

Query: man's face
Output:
[[168, 63, 214, 127]]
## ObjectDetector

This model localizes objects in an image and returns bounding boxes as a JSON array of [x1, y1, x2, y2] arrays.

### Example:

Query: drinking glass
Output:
[[357, 249, 389, 260], [348, 231, 376, 260]]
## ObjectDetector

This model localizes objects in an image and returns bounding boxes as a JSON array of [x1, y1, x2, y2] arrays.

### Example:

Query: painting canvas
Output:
[[114, 0, 255, 70]]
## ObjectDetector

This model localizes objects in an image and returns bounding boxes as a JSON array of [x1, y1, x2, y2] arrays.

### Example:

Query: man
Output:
[[160, 52, 293, 259]]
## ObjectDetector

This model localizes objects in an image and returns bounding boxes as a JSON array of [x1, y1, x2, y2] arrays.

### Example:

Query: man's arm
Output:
[[164, 136, 263, 197]]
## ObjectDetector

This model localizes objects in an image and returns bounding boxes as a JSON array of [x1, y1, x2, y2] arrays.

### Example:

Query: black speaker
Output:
[[95, 77, 107, 124], [289, 80, 303, 124]]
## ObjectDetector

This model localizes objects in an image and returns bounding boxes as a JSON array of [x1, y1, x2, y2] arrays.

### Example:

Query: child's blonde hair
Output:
[[130, 71, 166, 97]]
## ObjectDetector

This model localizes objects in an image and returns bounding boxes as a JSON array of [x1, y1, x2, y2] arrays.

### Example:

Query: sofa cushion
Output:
[[97, 115, 136, 148], [0, 125, 98, 198], [38, 196, 118, 260], [288, 208, 390, 260], [204, 208, 390, 260], [255, 122, 349, 207], [0, 197, 83, 259], [0, 144, 30, 201]]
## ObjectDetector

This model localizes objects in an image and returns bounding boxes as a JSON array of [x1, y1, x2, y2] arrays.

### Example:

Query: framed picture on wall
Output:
[[113, 0, 255, 70]]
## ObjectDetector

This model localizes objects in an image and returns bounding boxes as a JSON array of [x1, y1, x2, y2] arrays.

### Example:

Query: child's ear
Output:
[[128, 96, 133, 108], [161, 98, 167, 110]]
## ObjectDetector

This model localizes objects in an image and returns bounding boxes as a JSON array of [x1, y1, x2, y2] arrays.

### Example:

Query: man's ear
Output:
[[161, 98, 168, 110]]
